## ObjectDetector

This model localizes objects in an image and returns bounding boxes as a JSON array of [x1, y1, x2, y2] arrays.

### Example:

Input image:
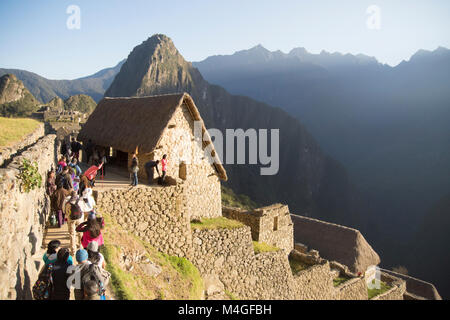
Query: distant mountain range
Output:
[[194, 45, 450, 297], [105, 34, 368, 231], [0, 60, 125, 103]]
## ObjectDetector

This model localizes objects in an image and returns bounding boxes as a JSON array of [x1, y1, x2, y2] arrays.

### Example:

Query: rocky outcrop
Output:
[[0, 74, 40, 117]]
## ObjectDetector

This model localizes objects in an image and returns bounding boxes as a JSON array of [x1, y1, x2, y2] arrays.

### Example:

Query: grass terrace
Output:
[[333, 276, 351, 287], [190, 217, 244, 230], [367, 280, 392, 299], [100, 212, 203, 300], [253, 241, 280, 254], [0, 117, 40, 149]]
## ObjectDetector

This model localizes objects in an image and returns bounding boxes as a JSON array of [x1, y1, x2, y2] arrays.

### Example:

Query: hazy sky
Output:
[[0, 0, 449, 79]]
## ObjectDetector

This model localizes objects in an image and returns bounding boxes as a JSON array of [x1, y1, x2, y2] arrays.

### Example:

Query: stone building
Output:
[[291, 214, 380, 274], [223, 204, 294, 253], [78, 93, 227, 219]]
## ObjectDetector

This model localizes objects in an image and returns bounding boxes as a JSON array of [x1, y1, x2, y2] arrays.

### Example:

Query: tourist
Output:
[[73, 249, 91, 300], [51, 182, 71, 227], [79, 173, 90, 195], [60, 141, 71, 161], [144, 160, 160, 185], [71, 137, 82, 162], [46, 170, 57, 197], [49, 248, 72, 300], [84, 161, 104, 188], [99, 149, 108, 177], [130, 153, 139, 187], [87, 241, 106, 269], [57, 156, 67, 174], [160, 154, 168, 184], [67, 192, 84, 255], [43, 240, 74, 265], [76, 215, 104, 249], [69, 167, 80, 193], [78, 187, 96, 220], [85, 139, 94, 165], [69, 158, 82, 176], [60, 166, 74, 191]]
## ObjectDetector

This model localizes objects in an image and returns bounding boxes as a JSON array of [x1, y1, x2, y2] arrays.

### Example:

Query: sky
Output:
[[0, 0, 449, 79]]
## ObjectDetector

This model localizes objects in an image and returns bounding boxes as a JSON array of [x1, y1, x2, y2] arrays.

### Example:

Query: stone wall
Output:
[[380, 268, 442, 300], [334, 277, 368, 300], [0, 134, 56, 299], [291, 214, 380, 273], [370, 272, 406, 300], [223, 204, 294, 253], [96, 184, 193, 258], [0, 123, 45, 167], [190, 226, 296, 300]]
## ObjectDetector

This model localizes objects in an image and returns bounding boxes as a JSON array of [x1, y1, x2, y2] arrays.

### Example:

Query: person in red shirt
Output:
[[160, 154, 168, 184]]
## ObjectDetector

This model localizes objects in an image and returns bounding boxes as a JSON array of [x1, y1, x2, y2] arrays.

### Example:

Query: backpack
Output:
[[49, 213, 58, 227], [81, 264, 110, 296], [69, 203, 83, 220], [56, 164, 63, 174], [32, 263, 54, 300]]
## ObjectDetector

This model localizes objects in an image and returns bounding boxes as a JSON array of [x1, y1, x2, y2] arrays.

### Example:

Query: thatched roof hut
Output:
[[77, 93, 227, 180], [291, 214, 380, 273]]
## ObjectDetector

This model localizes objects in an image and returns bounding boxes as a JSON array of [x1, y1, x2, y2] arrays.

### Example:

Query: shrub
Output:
[[17, 159, 42, 193]]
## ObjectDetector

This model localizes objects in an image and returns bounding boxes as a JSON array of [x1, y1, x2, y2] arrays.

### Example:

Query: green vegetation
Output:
[[0, 74, 40, 117], [17, 159, 42, 193], [64, 94, 97, 114], [163, 254, 204, 300], [0, 117, 40, 148], [225, 290, 239, 300], [221, 186, 258, 210], [253, 241, 280, 254], [101, 244, 136, 300], [367, 280, 392, 299], [191, 217, 244, 230], [101, 212, 204, 300], [333, 276, 351, 287], [288, 258, 310, 274]]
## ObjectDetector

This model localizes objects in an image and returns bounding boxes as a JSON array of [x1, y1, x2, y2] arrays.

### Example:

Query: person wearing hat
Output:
[[87, 241, 106, 269], [73, 249, 91, 300], [66, 192, 84, 255]]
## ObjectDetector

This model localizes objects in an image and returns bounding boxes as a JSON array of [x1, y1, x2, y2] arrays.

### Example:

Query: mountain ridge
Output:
[[104, 34, 369, 232]]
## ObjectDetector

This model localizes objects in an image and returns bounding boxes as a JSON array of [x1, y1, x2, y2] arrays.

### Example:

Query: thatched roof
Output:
[[78, 93, 227, 180], [291, 214, 380, 273]]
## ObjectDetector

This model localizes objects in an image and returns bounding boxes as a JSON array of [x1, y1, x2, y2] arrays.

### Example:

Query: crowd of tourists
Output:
[[34, 137, 111, 300], [33, 138, 170, 300], [130, 153, 168, 187]]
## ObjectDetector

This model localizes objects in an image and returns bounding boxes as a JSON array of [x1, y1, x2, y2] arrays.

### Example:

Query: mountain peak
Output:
[[105, 34, 198, 98], [0, 73, 39, 116]]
